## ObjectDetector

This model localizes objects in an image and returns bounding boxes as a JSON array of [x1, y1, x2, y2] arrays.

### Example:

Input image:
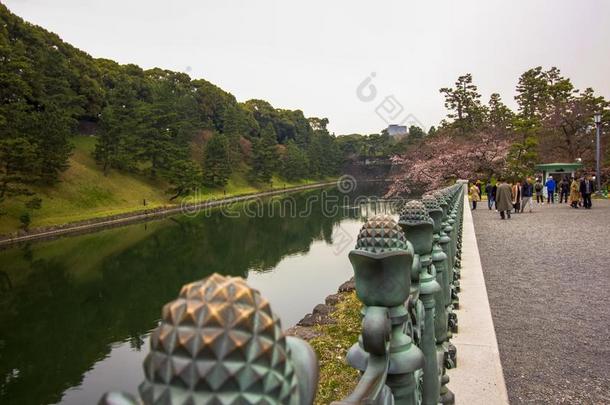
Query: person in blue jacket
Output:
[[545, 176, 556, 204]]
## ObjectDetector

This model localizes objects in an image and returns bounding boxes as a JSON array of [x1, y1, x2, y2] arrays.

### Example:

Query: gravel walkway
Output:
[[472, 199, 610, 404]]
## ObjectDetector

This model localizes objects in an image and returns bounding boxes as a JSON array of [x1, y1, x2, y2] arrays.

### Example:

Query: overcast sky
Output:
[[5, 0, 610, 134]]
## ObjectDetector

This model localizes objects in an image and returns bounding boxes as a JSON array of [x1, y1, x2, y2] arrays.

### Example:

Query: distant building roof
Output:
[[387, 125, 407, 136]]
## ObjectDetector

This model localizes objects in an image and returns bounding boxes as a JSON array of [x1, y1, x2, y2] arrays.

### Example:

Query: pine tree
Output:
[[203, 133, 232, 187], [0, 138, 39, 202], [165, 160, 202, 201], [249, 123, 278, 184], [440, 74, 486, 135], [487, 93, 515, 136], [281, 141, 309, 181], [506, 135, 538, 179], [408, 125, 426, 141], [95, 77, 141, 174], [307, 122, 341, 178]]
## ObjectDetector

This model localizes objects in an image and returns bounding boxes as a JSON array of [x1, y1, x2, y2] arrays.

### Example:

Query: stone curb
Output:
[[447, 186, 509, 404]]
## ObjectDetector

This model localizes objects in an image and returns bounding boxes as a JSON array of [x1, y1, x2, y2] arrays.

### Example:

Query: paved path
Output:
[[472, 200, 610, 404]]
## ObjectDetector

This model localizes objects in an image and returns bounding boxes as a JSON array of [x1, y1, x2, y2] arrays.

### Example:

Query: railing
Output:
[[99, 182, 466, 405]]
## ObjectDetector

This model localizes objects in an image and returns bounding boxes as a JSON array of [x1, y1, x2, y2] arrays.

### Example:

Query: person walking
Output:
[[512, 180, 522, 213], [496, 177, 513, 219], [580, 174, 595, 209], [534, 178, 544, 204], [521, 178, 534, 213], [569, 177, 580, 209], [470, 181, 481, 210], [545, 176, 556, 204], [558, 177, 570, 203], [485, 180, 495, 210]]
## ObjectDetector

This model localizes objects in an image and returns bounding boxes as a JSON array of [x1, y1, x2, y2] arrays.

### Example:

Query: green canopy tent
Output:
[[534, 162, 584, 184]]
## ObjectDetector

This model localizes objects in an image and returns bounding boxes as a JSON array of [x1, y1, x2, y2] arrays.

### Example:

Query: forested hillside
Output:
[[0, 4, 343, 231]]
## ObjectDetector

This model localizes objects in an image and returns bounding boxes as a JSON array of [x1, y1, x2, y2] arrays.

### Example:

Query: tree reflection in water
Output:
[[0, 187, 399, 405]]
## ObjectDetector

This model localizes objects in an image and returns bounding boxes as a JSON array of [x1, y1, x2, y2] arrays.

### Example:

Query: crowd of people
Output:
[[469, 174, 597, 220]]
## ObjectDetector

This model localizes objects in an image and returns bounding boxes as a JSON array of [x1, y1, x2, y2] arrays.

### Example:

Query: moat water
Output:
[[0, 184, 406, 405]]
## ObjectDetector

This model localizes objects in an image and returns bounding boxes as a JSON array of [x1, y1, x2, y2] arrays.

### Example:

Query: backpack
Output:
[[535, 183, 542, 192]]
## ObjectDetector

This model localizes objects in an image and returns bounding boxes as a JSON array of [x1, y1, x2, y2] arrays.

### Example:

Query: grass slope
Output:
[[0, 136, 332, 235], [0, 136, 169, 234], [310, 291, 361, 404]]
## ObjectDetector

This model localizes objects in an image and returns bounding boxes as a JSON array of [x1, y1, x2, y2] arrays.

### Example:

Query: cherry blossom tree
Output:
[[385, 132, 510, 197]]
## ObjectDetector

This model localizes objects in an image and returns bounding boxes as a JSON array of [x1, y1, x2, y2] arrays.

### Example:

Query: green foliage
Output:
[[408, 125, 426, 140], [514, 67, 608, 163], [135, 70, 201, 179], [516, 66, 574, 122], [487, 93, 514, 135], [506, 135, 539, 179], [515, 66, 550, 122], [19, 212, 31, 230], [17, 197, 42, 231], [203, 133, 232, 187], [440, 73, 487, 135], [336, 132, 407, 161], [249, 124, 279, 184], [280, 141, 309, 181], [164, 160, 203, 201], [0, 4, 88, 190], [192, 79, 257, 136], [33, 107, 74, 183], [0, 4, 88, 214], [222, 103, 259, 138], [0, 138, 39, 202], [307, 127, 341, 178], [95, 80, 138, 173]]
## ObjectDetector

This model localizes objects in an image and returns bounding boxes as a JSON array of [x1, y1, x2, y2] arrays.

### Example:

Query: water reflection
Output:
[[0, 185, 396, 405]]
